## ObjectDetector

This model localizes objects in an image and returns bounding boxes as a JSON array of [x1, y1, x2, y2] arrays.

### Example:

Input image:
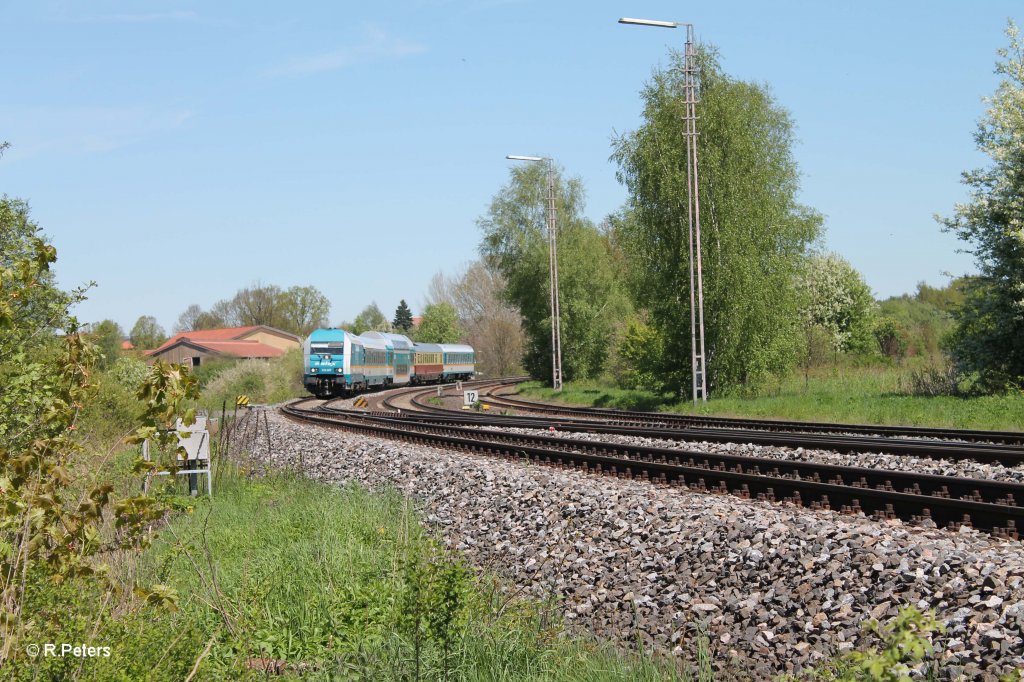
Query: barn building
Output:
[[144, 325, 300, 367]]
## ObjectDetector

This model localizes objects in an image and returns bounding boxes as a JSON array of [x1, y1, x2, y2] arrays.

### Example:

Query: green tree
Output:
[[0, 197, 83, 348], [414, 302, 461, 343], [612, 46, 822, 393], [0, 197, 86, 452], [877, 289, 955, 358], [90, 319, 125, 369], [0, 200, 192, 664], [478, 163, 631, 382], [615, 317, 663, 390], [352, 302, 391, 335], [873, 318, 909, 361], [427, 262, 526, 377], [129, 315, 166, 350], [914, 278, 968, 314], [280, 285, 331, 336], [795, 253, 877, 354], [175, 302, 228, 331], [393, 299, 414, 332], [229, 283, 286, 328], [174, 303, 204, 332], [938, 21, 1024, 391]]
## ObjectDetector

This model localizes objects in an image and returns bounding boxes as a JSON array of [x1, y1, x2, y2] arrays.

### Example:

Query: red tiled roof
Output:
[[149, 325, 262, 354], [121, 340, 135, 350], [192, 340, 285, 358], [147, 337, 285, 359]]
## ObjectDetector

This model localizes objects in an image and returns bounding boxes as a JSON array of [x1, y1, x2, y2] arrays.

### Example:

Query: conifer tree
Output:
[[393, 299, 414, 332]]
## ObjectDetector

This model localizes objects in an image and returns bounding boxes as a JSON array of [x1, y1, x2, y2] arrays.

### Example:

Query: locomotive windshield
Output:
[[310, 343, 343, 356]]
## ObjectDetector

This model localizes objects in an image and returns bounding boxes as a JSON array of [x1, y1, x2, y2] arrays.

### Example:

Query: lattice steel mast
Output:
[[619, 17, 708, 403], [683, 24, 708, 403], [546, 160, 563, 391], [506, 155, 563, 392]]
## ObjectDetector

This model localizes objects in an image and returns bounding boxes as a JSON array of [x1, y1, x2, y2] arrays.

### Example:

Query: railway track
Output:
[[477, 383, 1024, 446], [373, 382, 1024, 466], [281, 388, 1024, 538]]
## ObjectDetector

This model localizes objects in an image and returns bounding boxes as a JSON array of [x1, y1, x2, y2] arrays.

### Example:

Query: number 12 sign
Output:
[[463, 390, 479, 406]]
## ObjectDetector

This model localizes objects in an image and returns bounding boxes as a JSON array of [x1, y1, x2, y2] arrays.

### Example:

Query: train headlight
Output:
[[311, 368, 318, 373]]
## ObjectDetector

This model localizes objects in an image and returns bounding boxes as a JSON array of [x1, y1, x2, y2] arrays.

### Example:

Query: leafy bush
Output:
[[877, 295, 953, 358], [199, 349, 303, 411], [190, 356, 240, 387], [873, 318, 908, 361], [811, 606, 943, 681], [899, 362, 962, 397], [77, 356, 150, 446]]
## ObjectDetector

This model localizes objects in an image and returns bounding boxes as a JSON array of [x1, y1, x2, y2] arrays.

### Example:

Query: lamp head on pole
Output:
[[618, 17, 685, 29], [506, 155, 545, 162]]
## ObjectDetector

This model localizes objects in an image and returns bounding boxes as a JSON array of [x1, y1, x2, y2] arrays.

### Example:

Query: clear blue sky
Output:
[[1, 1, 1018, 333]]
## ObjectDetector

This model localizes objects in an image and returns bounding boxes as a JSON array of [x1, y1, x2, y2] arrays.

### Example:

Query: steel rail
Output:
[[479, 385, 1024, 446], [381, 386, 1024, 465], [281, 400, 1023, 538]]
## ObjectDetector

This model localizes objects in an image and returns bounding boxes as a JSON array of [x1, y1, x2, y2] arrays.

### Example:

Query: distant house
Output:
[[121, 340, 135, 351], [144, 325, 300, 367], [411, 316, 423, 329]]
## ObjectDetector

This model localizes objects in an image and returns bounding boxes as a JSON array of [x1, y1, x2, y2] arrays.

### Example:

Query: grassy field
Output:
[[31, 470, 695, 681], [518, 364, 1024, 431], [150, 472, 708, 680]]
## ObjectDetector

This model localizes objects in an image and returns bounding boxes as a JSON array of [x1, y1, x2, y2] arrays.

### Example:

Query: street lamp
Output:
[[506, 154, 563, 392], [619, 17, 708, 403]]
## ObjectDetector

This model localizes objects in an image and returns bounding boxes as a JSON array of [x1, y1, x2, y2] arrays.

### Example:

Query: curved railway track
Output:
[[281, 380, 1024, 538], [380, 382, 1024, 466], [477, 382, 1024, 446]]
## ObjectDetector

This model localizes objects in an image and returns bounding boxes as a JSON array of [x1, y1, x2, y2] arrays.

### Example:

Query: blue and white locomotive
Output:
[[303, 328, 475, 398]]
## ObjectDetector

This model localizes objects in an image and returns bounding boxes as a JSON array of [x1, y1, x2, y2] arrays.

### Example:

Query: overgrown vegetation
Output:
[[808, 607, 943, 681], [132, 471, 699, 680], [198, 348, 304, 411]]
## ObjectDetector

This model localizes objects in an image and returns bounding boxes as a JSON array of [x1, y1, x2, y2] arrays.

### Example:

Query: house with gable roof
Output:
[[144, 325, 300, 367]]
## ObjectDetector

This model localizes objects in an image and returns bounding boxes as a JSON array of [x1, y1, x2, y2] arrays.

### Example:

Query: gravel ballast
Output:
[[249, 408, 1024, 679]]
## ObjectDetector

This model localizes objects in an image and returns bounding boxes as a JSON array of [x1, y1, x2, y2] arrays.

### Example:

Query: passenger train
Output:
[[303, 328, 475, 398]]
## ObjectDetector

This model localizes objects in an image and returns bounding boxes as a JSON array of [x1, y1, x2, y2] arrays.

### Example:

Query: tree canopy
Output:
[[478, 163, 631, 382], [129, 315, 166, 350], [427, 262, 525, 377], [414, 302, 461, 344], [352, 303, 391, 335], [939, 21, 1024, 392], [393, 300, 414, 332], [173, 284, 331, 337], [90, 319, 125, 370], [612, 46, 822, 393], [795, 253, 876, 354]]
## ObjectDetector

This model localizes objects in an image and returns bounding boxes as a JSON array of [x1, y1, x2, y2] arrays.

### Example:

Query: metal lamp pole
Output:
[[619, 17, 708, 403], [507, 155, 563, 392]]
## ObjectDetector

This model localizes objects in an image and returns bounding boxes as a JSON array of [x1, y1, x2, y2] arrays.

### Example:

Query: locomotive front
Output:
[[303, 328, 350, 398]]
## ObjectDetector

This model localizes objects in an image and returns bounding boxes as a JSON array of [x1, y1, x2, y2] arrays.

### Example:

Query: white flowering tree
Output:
[[939, 21, 1024, 392], [796, 252, 877, 354]]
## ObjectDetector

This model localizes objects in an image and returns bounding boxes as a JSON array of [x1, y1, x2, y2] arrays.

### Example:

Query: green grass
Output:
[[519, 364, 1024, 431], [133, 471, 701, 681], [15, 465, 702, 681]]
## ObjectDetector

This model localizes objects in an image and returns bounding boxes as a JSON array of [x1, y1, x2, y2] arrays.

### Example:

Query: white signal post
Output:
[[618, 17, 708, 403], [506, 154, 563, 392]]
